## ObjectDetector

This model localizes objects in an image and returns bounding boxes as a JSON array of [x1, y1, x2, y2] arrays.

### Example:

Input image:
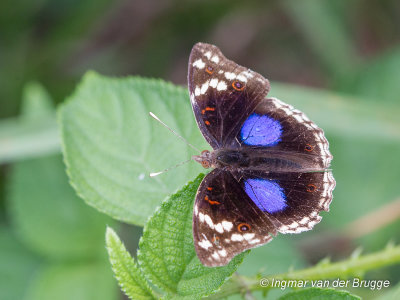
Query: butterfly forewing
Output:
[[188, 43, 270, 149]]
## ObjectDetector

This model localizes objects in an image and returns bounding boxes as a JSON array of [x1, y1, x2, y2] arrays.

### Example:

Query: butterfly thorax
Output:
[[194, 148, 307, 172]]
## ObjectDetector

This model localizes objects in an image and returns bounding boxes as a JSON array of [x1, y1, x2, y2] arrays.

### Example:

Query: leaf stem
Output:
[[208, 244, 400, 299]]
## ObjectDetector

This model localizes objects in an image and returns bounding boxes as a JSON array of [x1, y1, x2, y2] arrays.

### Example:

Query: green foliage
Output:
[[24, 263, 116, 300], [278, 288, 360, 300], [7, 82, 110, 259], [8, 154, 109, 259], [59, 71, 207, 226], [106, 175, 246, 299], [106, 227, 156, 300], [0, 227, 40, 300], [0, 82, 59, 163], [1, 82, 117, 300]]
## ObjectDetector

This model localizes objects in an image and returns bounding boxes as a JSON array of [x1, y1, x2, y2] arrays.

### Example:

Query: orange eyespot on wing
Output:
[[237, 223, 251, 232], [305, 144, 314, 152], [232, 80, 245, 91], [206, 66, 214, 74], [306, 184, 317, 192]]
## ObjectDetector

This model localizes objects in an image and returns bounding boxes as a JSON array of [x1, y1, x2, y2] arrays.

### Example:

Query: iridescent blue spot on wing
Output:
[[244, 178, 287, 213], [240, 113, 282, 146]]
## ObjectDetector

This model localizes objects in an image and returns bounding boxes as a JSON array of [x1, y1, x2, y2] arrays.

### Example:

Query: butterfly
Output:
[[188, 43, 336, 267]]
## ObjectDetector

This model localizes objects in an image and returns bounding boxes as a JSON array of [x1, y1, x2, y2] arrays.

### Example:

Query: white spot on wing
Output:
[[209, 78, 218, 88], [299, 217, 309, 225], [200, 81, 209, 94], [198, 239, 212, 249], [215, 223, 223, 233], [293, 114, 305, 123], [237, 74, 247, 82], [217, 81, 227, 91], [204, 51, 211, 59], [211, 56, 219, 63], [222, 221, 233, 231], [212, 252, 219, 259], [231, 234, 244, 241], [193, 59, 205, 69], [204, 214, 214, 229], [243, 233, 255, 240], [288, 222, 299, 229], [279, 225, 289, 232], [199, 212, 205, 223], [243, 70, 254, 78], [218, 249, 227, 257], [308, 220, 318, 228], [224, 72, 236, 80], [249, 238, 260, 244], [195, 87, 200, 96]]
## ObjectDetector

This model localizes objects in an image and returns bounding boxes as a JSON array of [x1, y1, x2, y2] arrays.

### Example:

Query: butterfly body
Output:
[[194, 148, 317, 172], [188, 43, 335, 267]]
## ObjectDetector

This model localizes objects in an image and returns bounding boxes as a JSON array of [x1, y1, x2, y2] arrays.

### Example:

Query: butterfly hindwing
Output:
[[193, 169, 276, 267], [235, 170, 336, 234], [188, 42, 270, 149]]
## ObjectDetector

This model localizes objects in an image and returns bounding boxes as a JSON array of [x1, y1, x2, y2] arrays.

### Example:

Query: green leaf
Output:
[[0, 82, 59, 164], [0, 227, 41, 300], [7, 154, 111, 259], [59, 71, 207, 226], [279, 288, 361, 300], [138, 174, 246, 299], [23, 262, 117, 300], [106, 227, 156, 300]]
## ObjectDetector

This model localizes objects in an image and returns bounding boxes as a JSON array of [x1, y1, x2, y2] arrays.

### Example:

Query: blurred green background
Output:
[[1, 0, 400, 299]]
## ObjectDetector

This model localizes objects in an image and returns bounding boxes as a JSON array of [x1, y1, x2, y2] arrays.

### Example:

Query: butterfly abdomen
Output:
[[213, 148, 304, 172]]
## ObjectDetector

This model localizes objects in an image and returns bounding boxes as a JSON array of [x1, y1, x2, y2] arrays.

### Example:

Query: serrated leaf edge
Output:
[[106, 227, 157, 300]]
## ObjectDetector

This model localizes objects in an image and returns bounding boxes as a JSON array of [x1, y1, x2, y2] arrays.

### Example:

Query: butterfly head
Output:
[[192, 150, 215, 169]]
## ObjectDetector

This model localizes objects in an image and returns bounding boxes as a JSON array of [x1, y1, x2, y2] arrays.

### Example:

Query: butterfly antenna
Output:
[[149, 159, 192, 177], [149, 112, 201, 152]]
